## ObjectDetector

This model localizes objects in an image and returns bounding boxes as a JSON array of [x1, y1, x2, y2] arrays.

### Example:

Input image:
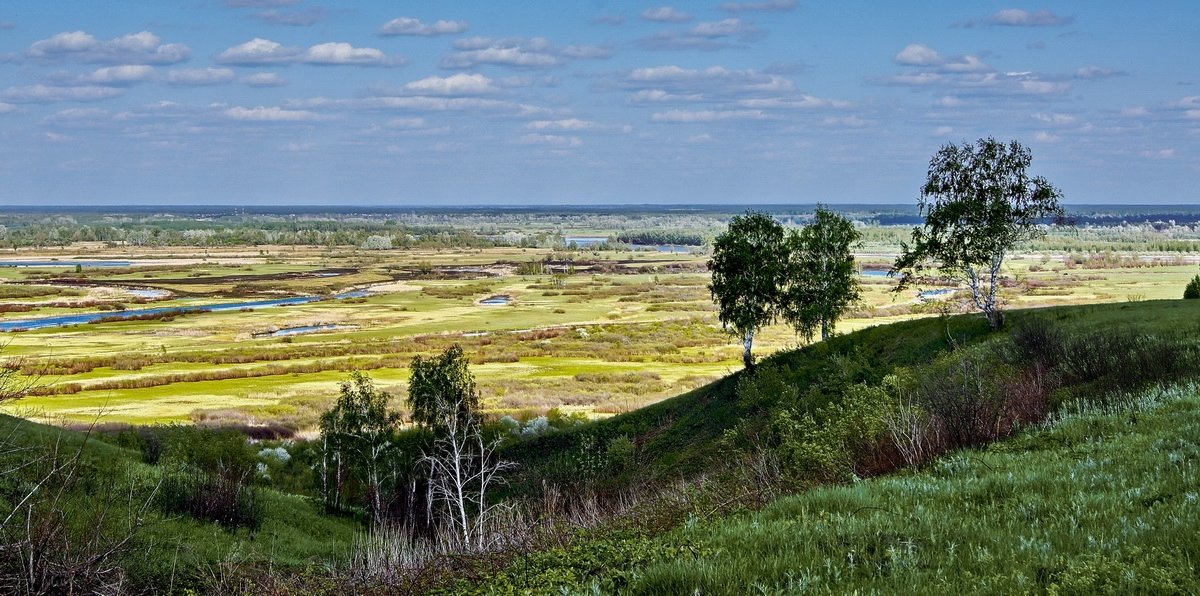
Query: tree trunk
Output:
[[820, 319, 830, 341], [742, 327, 755, 368], [986, 307, 1004, 330]]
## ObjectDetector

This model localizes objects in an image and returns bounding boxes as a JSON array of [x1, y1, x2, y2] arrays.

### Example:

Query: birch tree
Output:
[[709, 212, 789, 368], [782, 206, 862, 341], [319, 372, 401, 524], [420, 399, 515, 551], [894, 138, 1065, 330]]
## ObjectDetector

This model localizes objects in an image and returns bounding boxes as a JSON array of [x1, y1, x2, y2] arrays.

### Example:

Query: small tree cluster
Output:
[[709, 207, 862, 367], [408, 345, 478, 430], [320, 371, 402, 524], [406, 344, 515, 551]]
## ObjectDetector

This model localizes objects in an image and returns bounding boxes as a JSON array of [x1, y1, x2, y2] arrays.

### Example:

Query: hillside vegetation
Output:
[[2, 299, 1199, 593]]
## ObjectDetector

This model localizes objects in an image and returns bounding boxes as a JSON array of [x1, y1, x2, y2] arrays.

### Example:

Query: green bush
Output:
[[774, 383, 891, 484], [1185, 274, 1200, 299], [158, 467, 264, 530]]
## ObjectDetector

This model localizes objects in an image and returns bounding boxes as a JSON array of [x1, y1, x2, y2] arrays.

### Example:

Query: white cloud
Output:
[[1075, 66, 1127, 80], [1032, 112, 1076, 125], [83, 64, 156, 85], [629, 89, 704, 103], [642, 7, 691, 22], [1141, 148, 1175, 159], [27, 31, 189, 64], [687, 133, 714, 143], [1120, 106, 1148, 117], [386, 117, 427, 129], [525, 118, 597, 131], [936, 96, 964, 107], [303, 42, 395, 66], [985, 9, 1072, 27], [895, 44, 942, 66], [43, 107, 109, 123], [651, 109, 766, 122], [517, 133, 582, 148], [404, 73, 497, 95], [822, 115, 871, 127], [224, 106, 323, 121], [627, 66, 791, 93], [1018, 80, 1070, 95], [894, 44, 989, 73], [718, 0, 796, 12], [637, 18, 761, 51], [216, 38, 300, 65], [224, 0, 300, 6], [0, 102, 15, 114], [942, 55, 990, 73], [737, 95, 849, 109], [561, 45, 615, 59], [2, 84, 123, 103], [1033, 131, 1060, 143], [242, 72, 287, 87], [217, 39, 399, 66], [442, 37, 611, 69], [933, 126, 955, 136], [1187, 110, 1200, 120], [691, 18, 751, 37], [379, 17, 469, 36], [252, 8, 328, 26], [167, 67, 236, 86]]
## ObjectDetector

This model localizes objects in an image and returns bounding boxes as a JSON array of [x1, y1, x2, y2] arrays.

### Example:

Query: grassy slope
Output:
[[4, 299, 1199, 590], [506, 299, 1200, 487], [0, 413, 361, 587], [626, 382, 1200, 594]]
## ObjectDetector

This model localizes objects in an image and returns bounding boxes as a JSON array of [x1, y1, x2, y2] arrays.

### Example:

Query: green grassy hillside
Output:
[[4, 299, 1200, 593], [504, 299, 1200, 492], [591, 381, 1200, 593]]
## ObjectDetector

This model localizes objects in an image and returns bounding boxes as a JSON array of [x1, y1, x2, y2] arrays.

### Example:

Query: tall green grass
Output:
[[622, 382, 1200, 594]]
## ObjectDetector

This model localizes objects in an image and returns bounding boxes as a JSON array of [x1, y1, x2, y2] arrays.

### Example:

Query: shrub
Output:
[[734, 363, 798, 410], [158, 468, 264, 530], [911, 349, 1009, 449], [605, 435, 636, 473], [774, 383, 891, 484], [1185, 274, 1200, 299]]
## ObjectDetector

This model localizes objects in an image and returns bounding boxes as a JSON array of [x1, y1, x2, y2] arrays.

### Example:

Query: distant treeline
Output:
[[616, 231, 705, 246]]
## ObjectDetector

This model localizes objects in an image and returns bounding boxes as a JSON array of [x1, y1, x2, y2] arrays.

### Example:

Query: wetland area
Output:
[[2, 205, 1197, 430]]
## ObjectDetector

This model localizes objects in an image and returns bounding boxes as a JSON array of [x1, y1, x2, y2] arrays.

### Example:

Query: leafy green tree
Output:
[[709, 211, 789, 368], [783, 207, 862, 341], [894, 138, 1065, 329], [319, 371, 401, 522], [1185, 274, 1200, 299], [408, 344, 479, 429]]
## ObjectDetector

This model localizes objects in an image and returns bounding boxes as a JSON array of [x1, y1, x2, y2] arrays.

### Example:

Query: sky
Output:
[[0, 1, 1197, 206]]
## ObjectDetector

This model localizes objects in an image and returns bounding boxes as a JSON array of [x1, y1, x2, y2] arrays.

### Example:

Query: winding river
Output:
[[0, 290, 369, 332]]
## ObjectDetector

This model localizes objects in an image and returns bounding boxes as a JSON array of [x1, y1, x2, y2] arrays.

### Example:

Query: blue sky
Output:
[[0, 1, 1197, 205]]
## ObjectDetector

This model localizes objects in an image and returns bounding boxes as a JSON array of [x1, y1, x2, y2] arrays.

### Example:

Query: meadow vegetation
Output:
[[0, 205, 1198, 593]]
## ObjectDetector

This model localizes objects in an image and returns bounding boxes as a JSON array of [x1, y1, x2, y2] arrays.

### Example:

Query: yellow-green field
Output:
[[1, 242, 1197, 428]]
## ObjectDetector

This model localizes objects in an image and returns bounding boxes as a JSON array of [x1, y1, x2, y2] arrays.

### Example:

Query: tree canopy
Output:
[[783, 207, 862, 341], [408, 344, 479, 430], [894, 137, 1065, 329], [709, 211, 789, 368], [1185, 274, 1200, 299]]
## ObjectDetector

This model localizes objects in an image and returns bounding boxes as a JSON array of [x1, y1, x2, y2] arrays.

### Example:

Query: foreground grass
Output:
[[0, 413, 361, 589], [597, 383, 1200, 594]]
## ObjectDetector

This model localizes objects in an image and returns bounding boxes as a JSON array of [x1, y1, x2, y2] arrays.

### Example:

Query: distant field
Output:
[[2, 233, 1198, 429]]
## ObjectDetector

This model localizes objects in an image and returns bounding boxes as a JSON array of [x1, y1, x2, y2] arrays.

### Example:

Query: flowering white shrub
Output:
[[258, 446, 291, 463]]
